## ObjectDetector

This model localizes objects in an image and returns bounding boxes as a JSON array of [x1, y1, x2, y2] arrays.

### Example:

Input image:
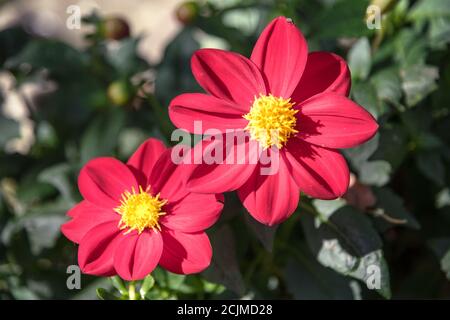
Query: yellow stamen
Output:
[[114, 186, 167, 234], [243, 94, 298, 149]]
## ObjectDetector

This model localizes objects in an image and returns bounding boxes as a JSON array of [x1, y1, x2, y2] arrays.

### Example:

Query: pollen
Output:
[[114, 186, 168, 234], [243, 94, 298, 149]]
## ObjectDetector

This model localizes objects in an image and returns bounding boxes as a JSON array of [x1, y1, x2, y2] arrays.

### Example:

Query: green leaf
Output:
[[302, 206, 382, 259], [394, 30, 427, 67], [348, 37, 371, 80], [2, 205, 67, 255], [110, 276, 127, 296], [400, 107, 433, 134], [202, 225, 245, 295], [139, 275, 155, 299], [352, 82, 384, 118], [96, 288, 120, 300], [317, 243, 391, 299], [301, 208, 390, 298], [155, 29, 200, 106], [428, 17, 450, 48], [105, 38, 148, 77], [417, 132, 443, 150], [38, 163, 75, 204], [372, 187, 421, 230], [436, 188, 450, 209], [416, 152, 445, 186], [359, 160, 392, 187], [344, 134, 390, 186], [315, 0, 372, 38], [166, 273, 186, 291], [370, 126, 409, 171], [441, 250, 450, 280], [118, 128, 148, 159], [10, 287, 40, 300], [371, 68, 402, 104], [5, 39, 87, 79], [80, 108, 126, 164], [244, 214, 277, 252], [71, 278, 112, 300], [344, 133, 380, 169], [312, 198, 346, 227], [0, 26, 31, 66], [284, 251, 354, 299], [0, 115, 20, 149], [401, 65, 439, 107], [409, 0, 450, 20], [428, 238, 450, 281]]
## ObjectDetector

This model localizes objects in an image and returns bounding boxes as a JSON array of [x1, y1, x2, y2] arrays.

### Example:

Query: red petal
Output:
[[285, 138, 350, 199], [187, 134, 260, 193], [113, 230, 163, 281], [78, 220, 122, 277], [148, 148, 191, 203], [78, 157, 138, 208], [159, 230, 212, 274], [191, 48, 266, 105], [296, 93, 378, 149], [169, 93, 248, 133], [61, 201, 118, 244], [127, 138, 166, 186], [291, 52, 351, 103], [161, 193, 223, 233], [67, 201, 85, 218], [250, 16, 308, 98], [237, 154, 300, 226]]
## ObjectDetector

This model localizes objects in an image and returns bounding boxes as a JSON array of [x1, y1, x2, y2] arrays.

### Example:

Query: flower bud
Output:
[[175, 1, 199, 25], [101, 16, 130, 40]]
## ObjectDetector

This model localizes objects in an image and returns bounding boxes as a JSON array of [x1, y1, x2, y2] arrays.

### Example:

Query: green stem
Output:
[[128, 281, 136, 300]]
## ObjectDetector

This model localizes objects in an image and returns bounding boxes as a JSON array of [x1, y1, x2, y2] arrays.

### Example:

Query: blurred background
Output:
[[0, 0, 450, 299]]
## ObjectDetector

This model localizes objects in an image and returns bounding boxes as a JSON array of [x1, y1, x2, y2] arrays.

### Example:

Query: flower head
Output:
[[243, 94, 298, 149], [169, 16, 378, 226], [61, 138, 223, 280]]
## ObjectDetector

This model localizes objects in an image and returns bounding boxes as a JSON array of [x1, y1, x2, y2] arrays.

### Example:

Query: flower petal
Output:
[[159, 230, 212, 274], [78, 220, 122, 277], [237, 153, 300, 226], [161, 193, 224, 233], [113, 230, 163, 281], [169, 93, 248, 133], [187, 134, 260, 193], [61, 201, 118, 244], [291, 52, 351, 103], [191, 48, 266, 105], [250, 16, 308, 98], [285, 138, 350, 199], [296, 93, 378, 149], [78, 157, 138, 208], [127, 138, 167, 186], [148, 148, 191, 203]]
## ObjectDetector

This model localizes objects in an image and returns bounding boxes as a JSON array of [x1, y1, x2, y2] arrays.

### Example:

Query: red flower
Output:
[[61, 138, 223, 280], [169, 17, 378, 226]]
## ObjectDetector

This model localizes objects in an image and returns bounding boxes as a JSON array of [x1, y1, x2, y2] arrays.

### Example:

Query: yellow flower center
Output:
[[243, 94, 298, 149], [115, 186, 167, 234]]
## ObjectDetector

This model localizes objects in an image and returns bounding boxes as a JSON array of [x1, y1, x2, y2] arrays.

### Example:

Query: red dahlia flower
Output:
[[169, 17, 378, 226], [61, 138, 223, 280]]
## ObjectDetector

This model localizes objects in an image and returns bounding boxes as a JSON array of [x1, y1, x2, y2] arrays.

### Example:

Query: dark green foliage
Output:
[[0, 0, 449, 299]]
